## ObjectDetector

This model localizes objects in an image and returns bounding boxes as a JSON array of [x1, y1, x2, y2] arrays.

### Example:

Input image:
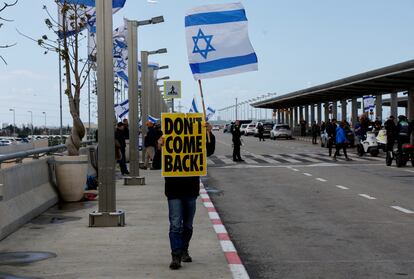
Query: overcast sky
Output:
[[1, 0, 413, 127]]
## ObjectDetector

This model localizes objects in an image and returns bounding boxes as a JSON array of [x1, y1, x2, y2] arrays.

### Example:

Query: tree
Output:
[[0, 0, 18, 65], [22, 1, 93, 155]]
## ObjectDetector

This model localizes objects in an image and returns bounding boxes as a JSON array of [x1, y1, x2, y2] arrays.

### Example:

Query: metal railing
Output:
[[0, 141, 95, 168]]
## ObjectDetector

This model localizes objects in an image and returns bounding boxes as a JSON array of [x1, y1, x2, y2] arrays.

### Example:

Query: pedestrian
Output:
[[161, 124, 216, 270], [258, 123, 265, 142], [396, 115, 411, 152], [231, 120, 244, 162], [151, 124, 163, 170], [320, 121, 326, 133], [333, 121, 351, 161], [384, 115, 396, 153], [311, 121, 320, 144], [122, 118, 129, 140], [115, 122, 129, 175], [300, 119, 307, 136], [326, 118, 337, 156], [143, 121, 157, 170]]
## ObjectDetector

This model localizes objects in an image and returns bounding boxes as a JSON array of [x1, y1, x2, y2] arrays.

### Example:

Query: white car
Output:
[[244, 123, 256, 136], [254, 122, 273, 137], [212, 125, 220, 131], [240, 124, 248, 135], [270, 124, 292, 140]]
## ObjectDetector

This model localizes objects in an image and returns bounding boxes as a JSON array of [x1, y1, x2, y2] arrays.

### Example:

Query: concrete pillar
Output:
[[375, 94, 383, 122], [294, 107, 299, 126], [305, 105, 310, 125], [289, 108, 294, 128], [282, 110, 285, 123], [341, 100, 347, 121], [299, 106, 304, 122], [390, 91, 398, 118], [409, 88, 414, 144], [317, 103, 322, 124], [332, 101, 338, 120], [310, 104, 315, 124], [324, 102, 329, 122], [351, 98, 358, 126]]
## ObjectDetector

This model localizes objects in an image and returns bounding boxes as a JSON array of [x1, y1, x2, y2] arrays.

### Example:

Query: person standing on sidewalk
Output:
[[143, 121, 157, 169], [162, 125, 216, 270], [311, 121, 320, 144], [326, 119, 337, 156], [231, 120, 244, 162], [333, 121, 351, 161], [257, 123, 265, 142], [115, 122, 129, 175]]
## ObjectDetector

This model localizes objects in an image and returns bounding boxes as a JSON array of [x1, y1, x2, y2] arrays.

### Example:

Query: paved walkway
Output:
[[0, 170, 232, 279]]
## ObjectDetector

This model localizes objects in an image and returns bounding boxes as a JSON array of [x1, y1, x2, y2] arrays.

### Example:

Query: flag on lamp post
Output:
[[185, 2, 258, 80]]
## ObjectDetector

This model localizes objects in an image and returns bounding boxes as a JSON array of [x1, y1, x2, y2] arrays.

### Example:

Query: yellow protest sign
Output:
[[161, 113, 207, 177]]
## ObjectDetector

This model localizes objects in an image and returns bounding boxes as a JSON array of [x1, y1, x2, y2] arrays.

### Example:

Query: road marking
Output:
[[271, 154, 301, 163], [229, 264, 250, 279], [358, 194, 376, 200], [316, 178, 327, 182], [336, 185, 349, 190], [404, 169, 414, 173], [204, 202, 214, 208], [200, 193, 209, 199], [391, 206, 414, 214], [220, 240, 237, 252], [303, 173, 312, 176], [208, 212, 220, 220], [291, 168, 299, 172]]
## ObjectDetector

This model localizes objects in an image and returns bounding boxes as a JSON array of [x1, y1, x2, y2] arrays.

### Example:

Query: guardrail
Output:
[[0, 140, 95, 168]]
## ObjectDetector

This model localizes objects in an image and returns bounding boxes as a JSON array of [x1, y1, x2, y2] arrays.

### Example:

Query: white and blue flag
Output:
[[206, 106, 216, 121], [185, 3, 258, 80], [189, 97, 200, 113], [58, 0, 126, 39], [114, 99, 129, 120], [148, 115, 159, 124], [363, 95, 375, 111]]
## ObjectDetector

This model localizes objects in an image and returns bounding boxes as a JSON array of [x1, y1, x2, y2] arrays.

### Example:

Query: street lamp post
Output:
[[124, 16, 164, 186], [9, 108, 15, 136], [42, 112, 47, 135]]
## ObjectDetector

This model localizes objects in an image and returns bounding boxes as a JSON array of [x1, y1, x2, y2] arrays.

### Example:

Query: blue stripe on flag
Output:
[[185, 9, 247, 27], [60, 0, 126, 8], [120, 99, 128, 106], [190, 53, 257, 74], [119, 109, 129, 118]]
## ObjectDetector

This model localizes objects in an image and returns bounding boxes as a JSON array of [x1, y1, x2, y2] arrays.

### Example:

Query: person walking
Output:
[[144, 121, 157, 169], [162, 125, 216, 270], [258, 123, 265, 142], [311, 121, 320, 144], [384, 115, 396, 152], [326, 119, 337, 156], [115, 122, 129, 175], [231, 120, 244, 162], [333, 121, 351, 161]]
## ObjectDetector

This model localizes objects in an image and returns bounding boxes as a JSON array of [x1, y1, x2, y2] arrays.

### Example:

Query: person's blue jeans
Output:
[[168, 197, 197, 254]]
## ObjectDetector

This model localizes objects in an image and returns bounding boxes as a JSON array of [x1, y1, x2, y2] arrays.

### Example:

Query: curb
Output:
[[200, 182, 250, 279]]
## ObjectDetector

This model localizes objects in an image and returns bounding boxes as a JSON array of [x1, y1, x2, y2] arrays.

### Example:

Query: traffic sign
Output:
[[164, 80, 181, 99]]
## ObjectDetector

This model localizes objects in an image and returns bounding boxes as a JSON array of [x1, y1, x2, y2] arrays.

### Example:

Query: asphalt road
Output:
[[206, 132, 414, 279]]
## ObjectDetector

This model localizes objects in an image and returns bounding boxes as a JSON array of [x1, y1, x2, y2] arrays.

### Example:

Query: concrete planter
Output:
[[54, 155, 88, 202]]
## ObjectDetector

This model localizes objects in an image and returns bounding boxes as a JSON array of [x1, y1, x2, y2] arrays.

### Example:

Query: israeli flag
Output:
[[58, 0, 126, 39], [189, 98, 199, 113], [206, 106, 216, 121], [363, 95, 375, 111], [114, 99, 129, 120], [185, 3, 258, 80], [148, 115, 159, 124]]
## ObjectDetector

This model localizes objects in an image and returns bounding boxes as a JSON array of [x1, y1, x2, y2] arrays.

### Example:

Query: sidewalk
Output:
[[0, 170, 232, 279]]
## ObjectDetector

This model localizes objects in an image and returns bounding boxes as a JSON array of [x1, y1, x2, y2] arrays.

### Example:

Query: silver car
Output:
[[270, 124, 292, 140]]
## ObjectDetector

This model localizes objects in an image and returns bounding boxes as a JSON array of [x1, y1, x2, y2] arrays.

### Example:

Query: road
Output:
[[205, 132, 414, 279]]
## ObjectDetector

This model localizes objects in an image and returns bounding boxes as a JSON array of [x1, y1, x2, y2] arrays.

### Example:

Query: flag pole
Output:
[[197, 79, 210, 142]]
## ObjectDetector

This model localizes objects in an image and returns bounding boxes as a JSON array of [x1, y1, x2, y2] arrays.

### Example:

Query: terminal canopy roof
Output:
[[253, 59, 414, 109]]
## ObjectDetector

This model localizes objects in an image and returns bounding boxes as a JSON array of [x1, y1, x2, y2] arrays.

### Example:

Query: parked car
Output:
[[0, 140, 12, 146], [223, 123, 232, 133], [270, 124, 292, 139], [254, 122, 273, 137], [212, 125, 220, 131], [240, 124, 248, 135], [244, 123, 256, 136]]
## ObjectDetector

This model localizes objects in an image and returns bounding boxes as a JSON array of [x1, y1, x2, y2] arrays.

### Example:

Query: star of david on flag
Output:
[[185, 2, 258, 80]]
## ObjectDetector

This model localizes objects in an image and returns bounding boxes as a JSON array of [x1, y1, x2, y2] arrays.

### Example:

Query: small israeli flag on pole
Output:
[[185, 2, 258, 80], [148, 115, 159, 124], [189, 98, 200, 113], [114, 99, 129, 120], [206, 106, 216, 121]]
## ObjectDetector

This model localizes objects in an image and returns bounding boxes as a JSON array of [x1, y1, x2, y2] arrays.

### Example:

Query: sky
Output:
[[0, 0, 414, 127]]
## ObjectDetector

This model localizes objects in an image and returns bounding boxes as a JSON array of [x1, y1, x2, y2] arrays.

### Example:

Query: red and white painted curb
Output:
[[200, 183, 250, 279]]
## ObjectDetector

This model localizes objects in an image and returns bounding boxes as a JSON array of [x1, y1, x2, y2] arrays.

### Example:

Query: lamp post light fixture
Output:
[[9, 108, 15, 136]]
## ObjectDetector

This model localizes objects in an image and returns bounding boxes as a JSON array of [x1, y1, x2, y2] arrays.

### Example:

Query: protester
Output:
[[311, 121, 320, 144], [122, 118, 129, 140], [320, 121, 326, 134], [396, 115, 411, 152], [115, 122, 129, 175], [300, 119, 307, 136], [143, 121, 157, 170], [326, 119, 337, 156], [152, 124, 163, 170], [384, 115, 396, 153], [333, 121, 351, 161], [161, 123, 216, 270], [231, 120, 244, 162], [257, 123, 265, 142]]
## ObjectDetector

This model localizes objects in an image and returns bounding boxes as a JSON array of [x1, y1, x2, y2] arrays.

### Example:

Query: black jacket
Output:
[[384, 119, 396, 138], [231, 125, 242, 145], [115, 128, 126, 150], [164, 133, 216, 199]]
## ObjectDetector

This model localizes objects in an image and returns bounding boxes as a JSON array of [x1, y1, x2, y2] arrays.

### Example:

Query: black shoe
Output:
[[233, 159, 238, 162], [238, 159, 245, 162], [181, 250, 192, 263], [169, 252, 182, 270]]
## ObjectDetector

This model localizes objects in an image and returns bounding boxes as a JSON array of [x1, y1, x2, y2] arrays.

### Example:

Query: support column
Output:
[[375, 94, 383, 122], [317, 103, 322, 124], [390, 91, 398, 119], [324, 102, 329, 122], [332, 101, 338, 120], [351, 98, 358, 126], [341, 100, 347, 121], [294, 107, 299, 126], [408, 88, 414, 144], [310, 104, 315, 124], [289, 108, 294, 128], [299, 106, 304, 122]]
